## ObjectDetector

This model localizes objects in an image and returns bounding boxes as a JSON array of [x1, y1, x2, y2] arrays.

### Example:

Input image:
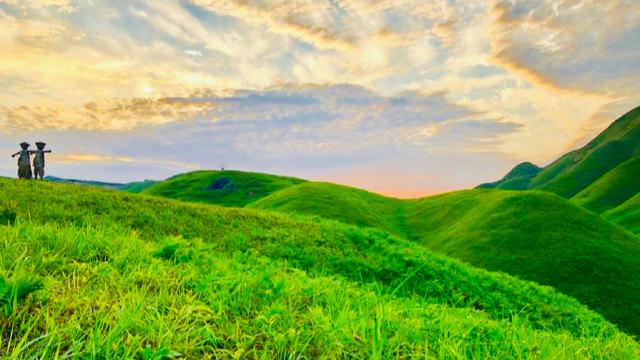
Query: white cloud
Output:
[[183, 49, 203, 57]]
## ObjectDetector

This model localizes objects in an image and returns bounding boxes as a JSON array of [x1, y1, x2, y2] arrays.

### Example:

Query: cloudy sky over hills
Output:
[[1, 0, 638, 196]]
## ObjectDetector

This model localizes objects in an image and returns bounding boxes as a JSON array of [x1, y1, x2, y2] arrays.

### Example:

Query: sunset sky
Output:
[[1, 0, 639, 196]]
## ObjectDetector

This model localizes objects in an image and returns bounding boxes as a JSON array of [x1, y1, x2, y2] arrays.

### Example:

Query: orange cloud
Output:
[[0, 97, 219, 132], [192, 0, 357, 51], [488, 0, 639, 98], [52, 153, 134, 163]]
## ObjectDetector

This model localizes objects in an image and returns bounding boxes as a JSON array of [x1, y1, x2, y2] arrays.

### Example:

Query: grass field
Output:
[[2, 179, 639, 358], [242, 182, 640, 336]]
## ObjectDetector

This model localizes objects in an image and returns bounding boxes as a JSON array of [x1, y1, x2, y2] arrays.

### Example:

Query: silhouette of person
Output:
[[33, 142, 52, 180], [11, 142, 33, 179]]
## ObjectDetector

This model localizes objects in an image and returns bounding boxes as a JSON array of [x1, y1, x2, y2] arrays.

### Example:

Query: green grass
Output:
[[605, 193, 640, 236], [240, 182, 640, 336], [1, 179, 638, 357], [140, 170, 305, 207], [572, 155, 640, 213]]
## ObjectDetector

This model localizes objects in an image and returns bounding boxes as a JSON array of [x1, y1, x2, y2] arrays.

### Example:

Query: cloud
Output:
[[0, 97, 219, 131], [53, 153, 134, 163], [190, 0, 357, 51], [489, 0, 640, 96], [0, 0, 77, 13], [183, 49, 203, 57]]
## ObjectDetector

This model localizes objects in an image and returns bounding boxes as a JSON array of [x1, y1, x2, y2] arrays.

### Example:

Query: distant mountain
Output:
[[477, 162, 542, 190], [478, 106, 640, 216], [45, 176, 157, 193]]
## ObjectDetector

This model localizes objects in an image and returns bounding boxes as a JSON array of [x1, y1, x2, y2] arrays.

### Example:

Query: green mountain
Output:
[[477, 162, 542, 190], [140, 170, 305, 207], [531, 106, 640, 197], [478, 106, 640, 211], [3, 179, 638, 357]]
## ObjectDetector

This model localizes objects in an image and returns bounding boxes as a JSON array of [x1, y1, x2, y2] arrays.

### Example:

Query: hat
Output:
[[35, 142, 46, 147], [20, 142, 29, 147]]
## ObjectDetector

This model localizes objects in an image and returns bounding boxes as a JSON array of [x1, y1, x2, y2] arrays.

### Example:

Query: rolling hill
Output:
[[247, 183, 640, 336], [3, 179, 638, 357], [478, 106, 640, 214], [140, 170, 305, 207], [247, 182, 405, 236]]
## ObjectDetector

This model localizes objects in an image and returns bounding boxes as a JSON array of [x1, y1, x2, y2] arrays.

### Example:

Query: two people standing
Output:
[[11, 142, 52, 180]]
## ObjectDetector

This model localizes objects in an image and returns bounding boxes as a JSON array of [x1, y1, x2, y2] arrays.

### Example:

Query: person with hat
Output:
[[32, 142, 52, 180], [11, 142, 33, 179]]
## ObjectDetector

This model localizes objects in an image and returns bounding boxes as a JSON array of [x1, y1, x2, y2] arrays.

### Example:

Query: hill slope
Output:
[[478, 106, 640, 209], [2, 179, 637, 357], [605, 193, 640, 236], [140, 170, 305, 207], [245, 182, 640, 336], [572, 154, 640, 214]]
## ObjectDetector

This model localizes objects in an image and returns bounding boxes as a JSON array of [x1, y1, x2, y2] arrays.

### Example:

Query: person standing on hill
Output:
[[32, 142, 51, 180], [11, 142, 33, 179]]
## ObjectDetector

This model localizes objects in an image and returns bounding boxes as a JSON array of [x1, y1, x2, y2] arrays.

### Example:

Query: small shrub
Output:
[[0, 276, 43, 315], [154, 242, 181, 261], [0, 201, 17, 225]]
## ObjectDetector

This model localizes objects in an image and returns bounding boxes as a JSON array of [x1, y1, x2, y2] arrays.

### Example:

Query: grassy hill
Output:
[[242, 182, 640, 336], [1, 179, 639, 357], [140, 170, 305, 207], [477, 162, 542, 190], [605, 193, 640, 236], [572, 155, 640, 214]]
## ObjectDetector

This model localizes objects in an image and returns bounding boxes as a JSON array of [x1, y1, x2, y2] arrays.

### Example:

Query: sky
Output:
[[0, 0, 639, 197]]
